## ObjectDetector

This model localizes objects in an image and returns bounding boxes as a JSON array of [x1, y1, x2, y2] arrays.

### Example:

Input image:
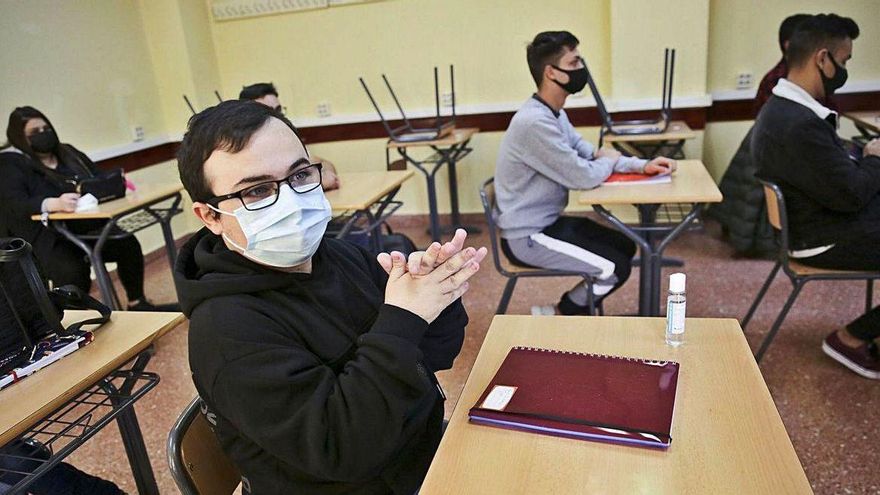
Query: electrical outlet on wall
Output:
[[317, 102, 331, 118], [441, 92, 454, 108], [131, 125, 145, 142], [735, 72, 754, 90]]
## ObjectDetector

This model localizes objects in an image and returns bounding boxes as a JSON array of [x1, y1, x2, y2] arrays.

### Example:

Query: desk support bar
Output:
[[49, 193, 183, 309], [594, 203, 703, 315], [388, 139, 479, 242], [0, 352, 160, 494]]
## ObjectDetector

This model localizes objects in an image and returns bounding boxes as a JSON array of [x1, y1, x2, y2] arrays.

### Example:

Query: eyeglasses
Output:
[[206, 161, 323, 211]]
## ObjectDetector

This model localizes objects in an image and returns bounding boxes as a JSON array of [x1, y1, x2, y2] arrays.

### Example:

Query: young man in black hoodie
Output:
[[173, 100, 486, 494], [752, 14, 880, 378]]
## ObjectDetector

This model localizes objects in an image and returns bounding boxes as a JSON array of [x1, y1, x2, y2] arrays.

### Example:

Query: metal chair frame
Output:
[[742, 180, 878, 362], [480, 178, 601, 315]]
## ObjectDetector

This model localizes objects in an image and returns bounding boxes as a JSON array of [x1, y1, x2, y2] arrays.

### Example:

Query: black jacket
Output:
[[0, 146, 96, 261], [752, 95, 880, 249], [708, 127, 776, 255], [173, 229, 467, 495]]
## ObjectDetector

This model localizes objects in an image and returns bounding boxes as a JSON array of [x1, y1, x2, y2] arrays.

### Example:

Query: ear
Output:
[[543, 64, 557, 84], [193, 202, 223, 235]]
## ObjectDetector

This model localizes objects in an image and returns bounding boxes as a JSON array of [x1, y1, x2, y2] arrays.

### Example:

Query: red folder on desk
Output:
[[603, 173, 672, 185], [468, 346, 679, 449]]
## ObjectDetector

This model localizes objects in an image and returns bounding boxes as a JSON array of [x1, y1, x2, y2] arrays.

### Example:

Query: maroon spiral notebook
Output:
[[468, 346, 680, 449]]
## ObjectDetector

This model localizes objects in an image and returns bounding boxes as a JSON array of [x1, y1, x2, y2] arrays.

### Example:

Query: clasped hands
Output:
[[377, 229, 487, 323]]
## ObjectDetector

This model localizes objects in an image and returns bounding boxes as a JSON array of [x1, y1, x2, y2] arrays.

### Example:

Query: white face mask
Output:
[[209, 184, 332, 268]]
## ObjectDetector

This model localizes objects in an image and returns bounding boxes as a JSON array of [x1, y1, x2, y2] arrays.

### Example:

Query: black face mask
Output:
[[29, 129, 59, 153], [550, 58, 589, 94], [819, 51, 848, 97]]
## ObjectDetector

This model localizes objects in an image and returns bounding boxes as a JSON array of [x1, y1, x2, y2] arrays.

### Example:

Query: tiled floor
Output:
[[63, 215, 878, 494]]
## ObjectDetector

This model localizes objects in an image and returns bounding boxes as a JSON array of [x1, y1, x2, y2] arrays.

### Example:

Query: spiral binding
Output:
[[512, 346, 673, 366]]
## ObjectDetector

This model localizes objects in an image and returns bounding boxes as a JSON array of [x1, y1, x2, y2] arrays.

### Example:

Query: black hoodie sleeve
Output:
[[197, 300, 441, 483], [0, 155, 48, 216], [781, 118, 880, 212], [358, 245, 467, 372]]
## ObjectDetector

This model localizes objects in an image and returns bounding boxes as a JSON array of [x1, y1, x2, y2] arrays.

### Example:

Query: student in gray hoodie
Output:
[[495, 31, 676, 315]]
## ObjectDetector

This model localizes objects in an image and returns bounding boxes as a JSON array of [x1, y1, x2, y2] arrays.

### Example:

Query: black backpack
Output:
[[0, 238, 110, 376]]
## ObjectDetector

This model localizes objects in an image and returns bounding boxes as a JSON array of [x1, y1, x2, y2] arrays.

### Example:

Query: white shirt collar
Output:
[[772, 78, 837, 124]]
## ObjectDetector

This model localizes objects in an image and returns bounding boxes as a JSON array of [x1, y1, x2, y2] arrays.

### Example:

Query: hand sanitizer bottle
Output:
[[665, 273, 686, 346]]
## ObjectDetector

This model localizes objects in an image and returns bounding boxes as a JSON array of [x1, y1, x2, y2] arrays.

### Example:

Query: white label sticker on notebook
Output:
[[481, 385, 517, 411]]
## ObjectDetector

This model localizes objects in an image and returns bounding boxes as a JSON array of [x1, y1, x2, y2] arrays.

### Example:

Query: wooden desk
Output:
[[843, 110, 880, 137], [325, 170, 414, 251], [30, 161, 184, 309], [385, 128, 480, 242], [325, 170, 413, 212], [421, 316, 812, 495], [579, 160, 721, 206], [601, 121, 695, 159], [0, 311, 184, 494], [579, 160, 722, 315]]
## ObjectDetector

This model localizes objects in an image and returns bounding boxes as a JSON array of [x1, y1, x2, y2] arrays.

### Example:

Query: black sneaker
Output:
[[127, 300, 180, 312]]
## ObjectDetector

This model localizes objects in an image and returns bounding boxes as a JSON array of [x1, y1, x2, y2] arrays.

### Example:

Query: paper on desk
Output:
[[75, 193, 99, 212]]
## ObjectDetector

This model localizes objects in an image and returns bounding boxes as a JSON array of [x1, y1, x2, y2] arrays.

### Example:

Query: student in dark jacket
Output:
[[712, 13, 816, 257], [752, 14, 880, 379], [173, 100, 485, 494], [0, 106, 174, 311]]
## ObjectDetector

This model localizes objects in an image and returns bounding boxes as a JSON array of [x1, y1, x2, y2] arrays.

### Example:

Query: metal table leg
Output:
[[104, 349, 159, 495], [394, 148, 446, 242], [594, 203, 704, 316], [434, 140, 481, 236], [145, 193, 182, 270], [392, 140, 478, 242], [53, 220, 121, 309]]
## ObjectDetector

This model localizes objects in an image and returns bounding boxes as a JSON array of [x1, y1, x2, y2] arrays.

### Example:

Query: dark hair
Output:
[[526, 31, 580, 87], [778, 14, 812, 53], [177, 100, 302, 203], [4, 106, 57, 159], [786, 14, 859, 67], [239, 82, 279, 101]]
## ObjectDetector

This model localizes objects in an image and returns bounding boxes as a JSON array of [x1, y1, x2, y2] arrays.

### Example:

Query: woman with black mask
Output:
[[0, 106, 176, 311]]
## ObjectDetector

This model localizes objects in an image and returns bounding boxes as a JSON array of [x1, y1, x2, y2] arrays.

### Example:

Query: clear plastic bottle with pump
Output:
[[665, 273, 686, 346]]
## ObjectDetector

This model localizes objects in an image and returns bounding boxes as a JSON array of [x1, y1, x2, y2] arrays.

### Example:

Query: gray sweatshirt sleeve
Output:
[[520, 115, 646, 190]]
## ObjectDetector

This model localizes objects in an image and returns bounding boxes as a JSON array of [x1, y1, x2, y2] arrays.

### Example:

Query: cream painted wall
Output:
[[708, 0, 880, 93], [0, 0, 164, 151], [609, 0, 710, 100], [208, 0, 611, 120], [139, 0, 223, 136]]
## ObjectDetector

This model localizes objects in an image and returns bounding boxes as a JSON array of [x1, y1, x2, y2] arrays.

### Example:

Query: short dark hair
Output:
[[786, 14, 859, 68], [239, 82, 279, 101], [177, 100, 302, 203], [778, 14, 812, 53], [526, 31, 580, 87]]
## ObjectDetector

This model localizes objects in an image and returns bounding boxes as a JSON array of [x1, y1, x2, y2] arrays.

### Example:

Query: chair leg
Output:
[[496, 277, 518, 315], [866, 280, 874, 314], [596, 300, 604, 316], [755, 281, 804, 363], [584, 279, 596, 316], [742, 262, 782, 329]]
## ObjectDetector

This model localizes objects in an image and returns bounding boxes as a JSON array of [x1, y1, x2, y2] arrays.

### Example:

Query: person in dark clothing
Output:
[[754, 14, 828, 112], [752, 14, 880, 379], [712, 13, 831, 257], [0, 106, 175, 311], [239, 83, 340, 190], [173, 100, 485, 494]]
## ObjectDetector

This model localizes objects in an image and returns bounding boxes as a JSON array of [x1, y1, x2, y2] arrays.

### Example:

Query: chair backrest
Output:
[[759, 180, 790, 256], [479, 177, 510, 276], [168, 397, 241, 495]]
